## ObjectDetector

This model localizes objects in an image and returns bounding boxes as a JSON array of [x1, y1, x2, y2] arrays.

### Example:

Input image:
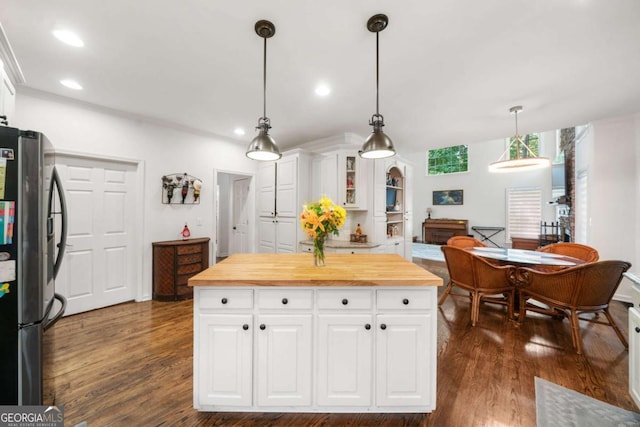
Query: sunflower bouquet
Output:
[[300, 196, 347, 266]]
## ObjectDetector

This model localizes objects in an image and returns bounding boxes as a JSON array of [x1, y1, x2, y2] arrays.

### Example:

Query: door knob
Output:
[[403, 298, 409, 305], [365, 324, 371, 330], [221, 298, 228, 304], [282, 298, 288, 305], [380, 324, 387, 330], [636, 327, 640, 333], [342, 298, 349, 305], [242, 324, 249, 330], [260, 324, 266, 330]]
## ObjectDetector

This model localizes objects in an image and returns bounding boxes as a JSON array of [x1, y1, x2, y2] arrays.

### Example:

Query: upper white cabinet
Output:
[[256, 151, 310, 253], [313, 150, 367, 210], [0, 66, 15, 127]]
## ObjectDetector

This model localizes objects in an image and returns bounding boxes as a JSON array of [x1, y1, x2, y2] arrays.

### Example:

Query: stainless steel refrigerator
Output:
[[0, 126, 67, 405]]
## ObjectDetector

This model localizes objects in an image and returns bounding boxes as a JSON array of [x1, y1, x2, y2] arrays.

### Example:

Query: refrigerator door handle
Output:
[[43, 293, 67, 331], [50, 166, 68, 279]]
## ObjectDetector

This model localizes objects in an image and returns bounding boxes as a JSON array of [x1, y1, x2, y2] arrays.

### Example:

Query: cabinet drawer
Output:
[[177, 263, 202, 275], [177, 244, 203, 255], [257, 289, 313, 309], [377, 289, 434, 310], [178, 253, 202, 265], [199, 289, 253, 309], [317, 289, 373, 310]]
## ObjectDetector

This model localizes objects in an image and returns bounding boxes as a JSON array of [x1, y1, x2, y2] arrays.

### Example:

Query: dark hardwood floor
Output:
[[43, 258, 636, 426]]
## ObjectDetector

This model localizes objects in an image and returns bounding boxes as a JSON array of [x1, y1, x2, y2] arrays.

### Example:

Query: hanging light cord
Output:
[[262, 35, 267, 120], [375, 30, 379, 116]]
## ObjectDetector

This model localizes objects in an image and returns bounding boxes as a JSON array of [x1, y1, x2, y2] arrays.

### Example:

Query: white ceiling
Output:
[[2, 1, 640, 155]]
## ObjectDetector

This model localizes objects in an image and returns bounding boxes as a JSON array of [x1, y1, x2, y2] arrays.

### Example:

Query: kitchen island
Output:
[[189, 253, 442, 413]]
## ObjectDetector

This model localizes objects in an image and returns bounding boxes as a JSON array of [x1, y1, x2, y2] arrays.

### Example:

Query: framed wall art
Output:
[[433, 189, 463, 206]]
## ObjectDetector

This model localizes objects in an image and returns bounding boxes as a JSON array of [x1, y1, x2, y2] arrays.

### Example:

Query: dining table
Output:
[[467, 246, 585, 267]]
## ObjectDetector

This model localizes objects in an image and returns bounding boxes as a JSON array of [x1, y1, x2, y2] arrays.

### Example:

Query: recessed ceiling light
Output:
[[60, 79, 83, 90], [234, 128, 246, 136], [315, 84, 331, 97], [52, 30, 84, 47]]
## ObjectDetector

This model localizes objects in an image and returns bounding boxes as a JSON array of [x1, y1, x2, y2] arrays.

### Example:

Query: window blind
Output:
[[507, 187, 542, 240]]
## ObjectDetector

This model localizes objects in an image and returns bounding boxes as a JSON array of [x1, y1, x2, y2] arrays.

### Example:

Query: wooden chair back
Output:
[[446, 236, 487, 248], [536, 242, 599, 263]]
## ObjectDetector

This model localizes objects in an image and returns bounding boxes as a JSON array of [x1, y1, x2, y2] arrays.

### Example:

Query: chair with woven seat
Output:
[[536, 242, 599, 263], [440, 245, 516, 326], [446, 235, 487, 248], [516, 260, 631, 354]]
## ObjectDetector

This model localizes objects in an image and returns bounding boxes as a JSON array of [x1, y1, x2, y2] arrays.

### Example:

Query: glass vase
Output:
[[313, 236, 326, 267]]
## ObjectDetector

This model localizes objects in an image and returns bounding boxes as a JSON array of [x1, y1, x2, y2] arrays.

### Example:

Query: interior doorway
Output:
[[215, 171, 254, 263]]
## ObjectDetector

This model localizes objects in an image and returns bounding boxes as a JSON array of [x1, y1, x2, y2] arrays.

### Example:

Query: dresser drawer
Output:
[[257, 289, 314, 309], [177, 244, 203, 255], [377, 289, 434, 310], [177, 263, 203, 275], [317, 289, 373, 310], [178, 253, 202, 265], [199, 289, 253, 309]]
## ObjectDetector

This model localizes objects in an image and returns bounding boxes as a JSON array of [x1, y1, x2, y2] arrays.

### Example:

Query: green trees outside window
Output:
[[427, 145, 468, 175]]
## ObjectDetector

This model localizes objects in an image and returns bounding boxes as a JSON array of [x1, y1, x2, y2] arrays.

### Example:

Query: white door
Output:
[[56, 155, 138, 315], [317, 314, 373, 406], [376, 314, 431, 407], [256, 314, 312, 406], [630, 308, 640, 408], [198, 314, 253, 407], [275, 157, 297, 217], [231, 178, 250, 254]]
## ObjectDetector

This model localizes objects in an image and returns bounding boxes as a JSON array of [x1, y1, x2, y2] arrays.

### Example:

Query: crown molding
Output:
[[0, 22, 26, 85]]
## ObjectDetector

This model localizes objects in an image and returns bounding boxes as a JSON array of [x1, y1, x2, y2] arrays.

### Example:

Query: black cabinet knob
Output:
[[380, 324, 387, 330], [260, 324, 266, 330], [636, 327, 640, 333], [403, 298, 409, 305], [282, 298, 288, 305], [221, 298, 228, 304], [242, 324, 249, 330], [365, 324, 371, 330], [342, 298, 349, 305]]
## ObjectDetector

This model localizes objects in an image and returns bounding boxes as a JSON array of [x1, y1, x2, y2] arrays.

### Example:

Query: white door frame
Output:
[[213, 168, 255, 262], [57, 149, 146, 301]]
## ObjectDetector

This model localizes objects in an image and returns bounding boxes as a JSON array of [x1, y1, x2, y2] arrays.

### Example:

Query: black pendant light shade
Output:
[[246, 20, 282, 161], [359, 14, 396, 159]]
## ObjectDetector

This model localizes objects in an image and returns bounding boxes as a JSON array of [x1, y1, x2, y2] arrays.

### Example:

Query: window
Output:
[[426, 145, 468, 175], [506, 187, 542, 240], [509, 133, 540, 159]]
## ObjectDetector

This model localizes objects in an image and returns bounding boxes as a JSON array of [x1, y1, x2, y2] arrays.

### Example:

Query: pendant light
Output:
[[488, 106, 550, 173], [246, 20, 282, 161], [359, 14, 396, 159]]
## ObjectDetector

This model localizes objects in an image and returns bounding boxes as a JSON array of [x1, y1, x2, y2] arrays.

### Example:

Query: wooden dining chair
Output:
[[536, 242, 599, 263], [515, 260, 631, 354], [446, 235, 487, 248], [440, 245, 516, 326]]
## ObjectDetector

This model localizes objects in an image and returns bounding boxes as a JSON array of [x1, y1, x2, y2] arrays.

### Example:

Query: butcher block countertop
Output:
[[188, 253, 442, 287]]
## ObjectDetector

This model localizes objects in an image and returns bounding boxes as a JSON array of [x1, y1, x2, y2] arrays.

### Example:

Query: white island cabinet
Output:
[[190, 253, 442, 413]]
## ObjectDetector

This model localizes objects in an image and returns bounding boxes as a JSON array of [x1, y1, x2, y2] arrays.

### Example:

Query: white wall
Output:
[[14, 89, 257, 300], [583, 114, 640, 301], [409, 130, 558, 247]]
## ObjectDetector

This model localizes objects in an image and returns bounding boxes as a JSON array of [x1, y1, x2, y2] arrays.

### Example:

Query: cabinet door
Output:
[[373, 159, 387, 217], [276, 157, 298, 217], [257, 217, 276, 253], [630, 308, 640, 408], [376, 314, 433, 407], [257, 162, 276, 217], [275, 216, 297, 253], [317, 314, 373, 406], [198, 314, 253, 407], [0, 68, 16, 126], [320, 153, 339, 202], [256, 314, 312, 406], [340, 153, 366, 210]]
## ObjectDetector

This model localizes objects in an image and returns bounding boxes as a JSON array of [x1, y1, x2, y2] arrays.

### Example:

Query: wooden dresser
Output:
[[422, 219, 468, 245], [153, 237, 210, 301]]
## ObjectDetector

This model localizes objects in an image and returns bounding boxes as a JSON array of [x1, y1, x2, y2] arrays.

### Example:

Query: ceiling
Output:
[[2, 1, 640, 156]]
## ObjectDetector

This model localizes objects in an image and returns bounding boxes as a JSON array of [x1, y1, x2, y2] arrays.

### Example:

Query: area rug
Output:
[[535, 377, 640, 427], [412, 243, 445, 262]]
